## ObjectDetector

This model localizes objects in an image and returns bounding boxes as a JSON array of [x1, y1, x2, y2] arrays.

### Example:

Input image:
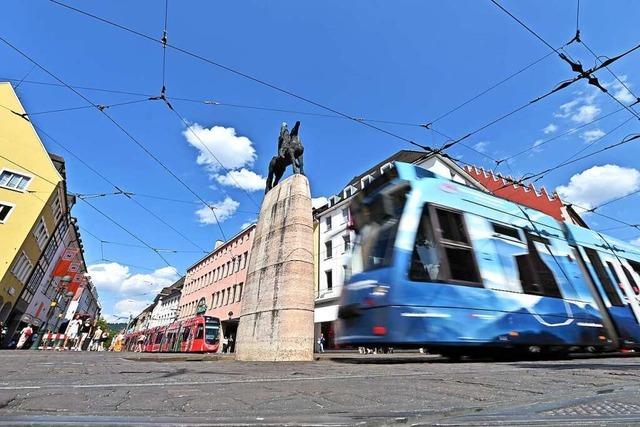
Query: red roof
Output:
[[464, 166, 565, 221]]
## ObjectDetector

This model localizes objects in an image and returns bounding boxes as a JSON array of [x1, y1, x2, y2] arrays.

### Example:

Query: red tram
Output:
[[124, 315, 221, 353]]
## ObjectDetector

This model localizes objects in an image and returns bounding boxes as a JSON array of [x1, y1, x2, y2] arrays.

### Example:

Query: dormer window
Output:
[[380, 163, 393, 174]]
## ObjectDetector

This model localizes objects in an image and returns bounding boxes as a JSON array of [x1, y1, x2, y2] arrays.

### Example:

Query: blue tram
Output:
[[336, 162, 640, 356]]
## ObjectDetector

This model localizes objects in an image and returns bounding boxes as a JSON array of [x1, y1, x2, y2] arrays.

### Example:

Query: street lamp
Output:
[[31, 275, 73, 349]]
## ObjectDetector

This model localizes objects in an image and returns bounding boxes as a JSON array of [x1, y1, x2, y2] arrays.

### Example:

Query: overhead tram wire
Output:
[[572, 0, 640, 115], [48, 0, 438, 153], [426, 142, 640, 235], [489, 0, 640, 121], [3, 108, 211, 253], [0, 152, 174, 265], [27, 98, 151, 116], [498, 105, 628, 162], [0, 36, 231, 242], [50, 1, 575, 160]]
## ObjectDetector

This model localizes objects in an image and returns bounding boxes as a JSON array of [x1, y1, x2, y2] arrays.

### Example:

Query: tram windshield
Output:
[[351, 185, 408, 271], [204, 317, 221, 344]]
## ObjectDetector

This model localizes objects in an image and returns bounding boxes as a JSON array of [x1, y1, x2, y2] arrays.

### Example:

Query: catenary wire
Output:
[[0, 35, 230, 241]]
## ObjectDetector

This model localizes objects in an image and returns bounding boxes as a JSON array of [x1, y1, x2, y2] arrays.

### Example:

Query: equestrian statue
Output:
[[265, 121, 305, 193]]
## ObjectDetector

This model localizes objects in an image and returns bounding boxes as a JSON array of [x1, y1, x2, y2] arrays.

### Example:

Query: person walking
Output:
[[99, 331, 109, 351], [16, 324, 33, 349], [317, 332, 326, 353], [90, 325, 103, 351], [135, 334, 146, 352], [76, 318, 93, 351], [63, 314, 82, 350]]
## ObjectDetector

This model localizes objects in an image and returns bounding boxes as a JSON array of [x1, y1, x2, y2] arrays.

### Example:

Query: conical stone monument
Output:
[[235, 122, 314, 361]]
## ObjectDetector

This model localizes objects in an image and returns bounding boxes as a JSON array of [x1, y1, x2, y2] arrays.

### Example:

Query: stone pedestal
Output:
[[235, 174, 314, 361]]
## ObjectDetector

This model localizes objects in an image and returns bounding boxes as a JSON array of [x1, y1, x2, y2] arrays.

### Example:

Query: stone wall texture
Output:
[[235, 174, 314, 361]]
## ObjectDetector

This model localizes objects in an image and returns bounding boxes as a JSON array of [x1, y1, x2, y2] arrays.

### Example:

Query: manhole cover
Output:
[[543, 400, 640, 417]]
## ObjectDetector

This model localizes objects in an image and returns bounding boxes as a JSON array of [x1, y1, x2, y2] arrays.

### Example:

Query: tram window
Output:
[[410, 207, 442, 282], [358, 186, 408, 271], [195, 325, 204, 339], [437, 209, 469, 244], [182, 328, 190, 342], [155, 333, 164, 344], [606, 261, 625, 294], [444, 247, 480, 283], [630, 260, 640, 277], [515, 232, 562, 298], [492, 223, 521, 241], [621, 263, 640, 295], [583, 248, 624, 306], [434, 208, 481, 285]]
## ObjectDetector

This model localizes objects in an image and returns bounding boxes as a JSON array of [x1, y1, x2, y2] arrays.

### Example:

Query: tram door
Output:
[[603, 256, 640, 324]]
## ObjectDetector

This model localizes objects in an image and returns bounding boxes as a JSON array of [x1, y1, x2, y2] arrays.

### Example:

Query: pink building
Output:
[[177, 224, 255, 352]]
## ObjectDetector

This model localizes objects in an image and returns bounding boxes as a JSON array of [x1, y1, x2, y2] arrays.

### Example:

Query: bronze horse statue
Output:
[[265, 121, 305, 193]]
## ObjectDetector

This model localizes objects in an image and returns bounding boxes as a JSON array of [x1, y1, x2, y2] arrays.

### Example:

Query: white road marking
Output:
[[0, 372, 436, 391]]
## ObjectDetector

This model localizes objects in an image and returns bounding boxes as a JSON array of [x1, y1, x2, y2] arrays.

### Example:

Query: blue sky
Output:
[[2, 1, 639, 321]]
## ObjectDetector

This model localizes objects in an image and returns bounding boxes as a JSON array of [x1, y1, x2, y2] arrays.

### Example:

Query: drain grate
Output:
[[543, 400, 640, 417]]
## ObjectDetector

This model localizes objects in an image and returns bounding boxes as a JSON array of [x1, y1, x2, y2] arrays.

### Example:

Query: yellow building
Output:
[[0, 82, 65, 324]]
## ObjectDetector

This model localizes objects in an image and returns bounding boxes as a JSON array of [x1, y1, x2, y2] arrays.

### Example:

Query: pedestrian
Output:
[[63, 314, 82, 350], [77, 318, 93, 351], [99, 331, 109, 351], [16, 324, 33, 349], [317, 333, 325, 353], [221, 335, 229, 353], [90, 325, 103, 351], [135, 334, 145, 352], [0, 321, 6, 346]]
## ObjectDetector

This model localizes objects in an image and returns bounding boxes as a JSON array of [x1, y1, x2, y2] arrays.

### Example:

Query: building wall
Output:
[[149, 291, 181, 328], [22, 214, 76, 331], [177, 225, 255, 342], [0, 82, 65, 326]]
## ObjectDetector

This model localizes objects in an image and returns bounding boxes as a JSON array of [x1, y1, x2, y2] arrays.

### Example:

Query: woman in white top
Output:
[[62, 315, 82, 351]]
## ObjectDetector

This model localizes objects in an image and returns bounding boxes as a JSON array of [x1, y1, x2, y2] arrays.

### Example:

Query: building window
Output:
[[325, 270, 333, 290], [33, 217, 49, 249], [325, 216, 332, 231], [0, 170, 32, 191], [0, 202, 14, 223], [342, 208, 349, 223], [11, 252, 33, 284], [226, 287, 231, 305], [325, 241, 333, 259], [238, 283, 243, 301], [343, 234, 350, 252], [52, 196, 62, 222], [242, 251, 248, 269], [221, 289, 225, 306], [231, 285, 237, 303]]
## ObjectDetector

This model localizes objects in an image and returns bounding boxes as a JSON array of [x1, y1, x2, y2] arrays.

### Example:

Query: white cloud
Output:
[[89, 263, 179, 297], [196, 197, 239, 224], [556, 99, 580, 118], [607, 75, 635, 104], [87, 262, 129, 293], [532, 139, 545, 153], [571, 104, 601, 124], [580, 128, 606, 143], [183, 123, 256, 172], [556, 164, 640, 210], [89, 262, 180, 321], [240, 221, 255, 230], [543, 124, 558, 134], [554, 91, 600, 124], [312, 196, 328, 209], [472, 141, 489, 153], [631, 237, 640, 247], [215, 168, 266, 192], [109, 299, 152, 321]]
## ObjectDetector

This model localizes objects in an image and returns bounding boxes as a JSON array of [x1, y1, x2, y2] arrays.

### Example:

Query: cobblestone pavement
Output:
[[2, 351, 640, 425]]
